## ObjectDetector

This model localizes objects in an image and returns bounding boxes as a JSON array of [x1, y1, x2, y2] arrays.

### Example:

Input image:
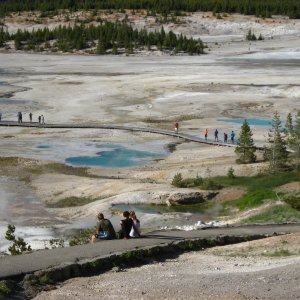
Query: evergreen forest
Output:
[[0, 22, 205, 55], [0, 0, 299, 18]]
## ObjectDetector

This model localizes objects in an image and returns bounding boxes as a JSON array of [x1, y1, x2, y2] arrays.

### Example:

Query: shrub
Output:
[[227, 167, 236, 179], [69, 228, 95, 246], [283, 193, 300, 210], [5, 225, 32, 255], [172, 173, 183, 187], [181, 175, 203, 188], [171, 173, 221, 189], [202, 178, 222, 190]]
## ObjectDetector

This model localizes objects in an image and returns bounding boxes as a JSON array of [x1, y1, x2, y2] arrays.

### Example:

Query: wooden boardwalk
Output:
[[0, 120, 240, 148], [0, 120, 267, 150]]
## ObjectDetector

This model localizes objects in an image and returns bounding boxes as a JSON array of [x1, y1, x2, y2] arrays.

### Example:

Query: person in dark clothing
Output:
[[17, 112, 22, 123], [91, 213, 116, 243], [29, 112, 32, 123], [118, 211, 135, 239], [224, 132, 228, 143], [231, 131, 235, 144], [38, 115, 41, 124], [214, 129, 219, 142]]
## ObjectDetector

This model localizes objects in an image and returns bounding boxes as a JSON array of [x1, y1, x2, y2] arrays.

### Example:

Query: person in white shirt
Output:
[[129, 211, 141, 238]]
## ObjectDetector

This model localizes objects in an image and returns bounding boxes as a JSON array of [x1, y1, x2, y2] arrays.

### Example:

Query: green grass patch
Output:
[[262, 249, 293, 257], [283, 192, 300, 210], [214, 171, 300, 191], [216, 171, 300, 211], [171, 171, 300, 215], [29, 162, 93, 177], [47, 196, 97, 208], [242, 205, 300, 224], [228, 190, 277, 210], [0, 157, 106, 183], [0, 156, 19, 167], [145, 201, 215, 214]]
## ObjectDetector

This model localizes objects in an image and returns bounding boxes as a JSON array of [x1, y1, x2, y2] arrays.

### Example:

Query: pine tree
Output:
[[285, 112, 293, 135], [265, 111, 288, 172], [112, 42, 117, 55], [235, 119, 256, 163], [289, 111, 300, 170], [96, 38, 105, 54]]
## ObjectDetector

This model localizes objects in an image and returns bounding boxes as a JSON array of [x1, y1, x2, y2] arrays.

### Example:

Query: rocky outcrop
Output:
[[166, 191, 219, 206]]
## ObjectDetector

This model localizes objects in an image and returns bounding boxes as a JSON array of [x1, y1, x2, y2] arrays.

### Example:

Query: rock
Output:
[[204, 192, 219, 201], [166, 191, 219, 206]]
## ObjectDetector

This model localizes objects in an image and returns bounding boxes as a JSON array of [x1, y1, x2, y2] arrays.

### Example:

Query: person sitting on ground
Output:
[[91, 212, 116, 243], [118, 210, 136, 239], [129, 211, 141, 238]]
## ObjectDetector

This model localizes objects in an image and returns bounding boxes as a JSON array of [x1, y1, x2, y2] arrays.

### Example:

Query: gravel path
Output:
[[34, 234, 300, 300]]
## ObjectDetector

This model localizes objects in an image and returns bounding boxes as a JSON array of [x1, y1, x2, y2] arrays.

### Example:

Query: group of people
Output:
[[91, 211, 141, 243], [0, 111, 45, 124], [16, 112, 45, 124], [38, 114, 45, 124], [174, 122, 236, 144], [212, 129, 235, 144]]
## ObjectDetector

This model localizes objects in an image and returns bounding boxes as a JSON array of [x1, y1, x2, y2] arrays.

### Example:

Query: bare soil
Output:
[[34, 233, 300, 300]]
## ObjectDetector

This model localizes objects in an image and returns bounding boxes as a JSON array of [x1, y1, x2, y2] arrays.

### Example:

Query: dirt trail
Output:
[[34, 233, 300, 300]]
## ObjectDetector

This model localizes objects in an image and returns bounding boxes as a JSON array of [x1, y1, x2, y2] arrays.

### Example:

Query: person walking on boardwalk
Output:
[[204, 128, 208, 141], [214, 129, 219, 142], [29, 112, 32, 123], [38, 115, 41, 124], [174, 122, 179, 134], [17, 112, 22, 123], [231, 130, 235, 144], [224, 132, 228, 143], [0, 112, 2, 121], [41, 115, 45, 124], [91, 213, 116, 243]]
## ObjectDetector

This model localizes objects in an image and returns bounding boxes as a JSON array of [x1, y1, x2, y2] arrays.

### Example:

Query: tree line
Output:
[[2, 21, 205, 55], [0, 0, 300, 18]]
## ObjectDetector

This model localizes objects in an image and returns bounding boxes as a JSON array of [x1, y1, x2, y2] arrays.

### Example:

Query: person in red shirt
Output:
[[204, 128, 208, 140], [174, 122, 179, 133]]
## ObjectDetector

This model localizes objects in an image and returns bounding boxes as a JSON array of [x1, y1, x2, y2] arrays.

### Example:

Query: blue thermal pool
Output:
[[218, 118, 271, 126], [35, 145, 51, 149], [65, 144, 165, 168]]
